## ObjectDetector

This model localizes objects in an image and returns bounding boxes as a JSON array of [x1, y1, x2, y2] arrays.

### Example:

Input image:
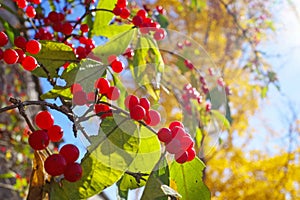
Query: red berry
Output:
[[153, 28, 166, 41], [95, 77, 110, 95], [124, 95, 139, 110], [28, 130, 50, 150], [156, 5, 166, 15], [44, 154, 67, 176], [107, 55, 118, 64], [48, 11, 60, 22], [73, 90, 88, 106], [120, 8, 130, 19], [132, 15, 143, 27], [62, 22, 73, 35], [94, 104, 112, 119], [180, 136, 194, 151], [144, 110, 161, 126], [157, 128, 172, 143], [26, 6, 36, 18], [70, 83, 83, 94], [171, 126, 186, 139], [137, 9, 148, 19], [106, 86, 120, 100], [175, 151, 188, 164], [47, 125, 63, 142], [0, 31, 8, 47], [205, 102, 211, 112], [3, 49, 19, 64], [112, 6, 122, 16], [63, 163, 82, 182], [184, 59, 194, 70], [16, 0, 27, 8], [123, 48, 134, 58], [130, 105, 146, 121], [26, 39, 41, 54], [22, 56, 38, 71], [14, 36, 27, 50], [59, 144, 79, 164], [187, 148, 196, 161], [139, 97, 150, 111], [166, 138, 181, 154], [35, 111, 54, 130], [169, 121, 184, 130], [111, 60, 124, 73], [117, 0, 127, 8], [15, 49, 26, 63], [80, 24, 89, 32]]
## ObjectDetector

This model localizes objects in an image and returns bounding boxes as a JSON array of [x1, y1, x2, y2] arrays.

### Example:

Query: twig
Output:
[[125, 171, 149, 184]]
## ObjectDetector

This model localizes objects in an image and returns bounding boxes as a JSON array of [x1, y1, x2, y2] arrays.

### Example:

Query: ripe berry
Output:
[[169, 121, 184, 130], [22, 56, 38, 71], [15, 49, 26, 63], [120, 8, 130, 19], [95, 77, 110, 95], [171, 126, 186, 139], [16, 0, 27, 8], [28, 130, 50, 150], [63, 163, 82, 182], [153, 28, 166, 41], [113, 6, 122, 16], [157, 128, 172, 143], [175, 151, 188, 164], [130, 105, 146, 121], [62, 22, 73, 35], [59, 144, 80, 164], [124, 95, 139, 110], [111, 60, 124, 73], [136, 9, 148, 19], [184, 59, 194, 70], [187, 148, 196, 161], [94, 104, 112, 119], [0, 31, 8, 46], [26, 6, 36, 18], [117, 0, 127, 8], [3, 49, 19, 64], [35, 111, 54, 130], [106, 86, 120, 100], [70, 83, 83, 94], [165, 139, 181, 154], [144, 110, 161, 126], [26, 39, 41, 54], [80, 24, 89, 32], [14, 36, 27, 50], [47, 125, 63, 142], [205, 102, 211, 112], [132, 15, 143, 27], [48, 11, 60, 22], [180, 136, 194, 151], [73, 90, 88, 106], [44, 154, 67, 176], [139, 97, 150, 111], [123, 48, 134, 58]]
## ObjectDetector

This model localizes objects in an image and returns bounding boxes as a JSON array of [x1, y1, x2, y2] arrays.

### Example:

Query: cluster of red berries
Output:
[[14, 0, 40, 18], [108, 55, 125, 73], [112, 0, 166, 41], [28, 111, 82, 182], [0, 32, 41, 71], [94, 77, 120, 101], [157, 121, 196, 164], [124, 95, 161, 126], [45, 144, 82, 182]]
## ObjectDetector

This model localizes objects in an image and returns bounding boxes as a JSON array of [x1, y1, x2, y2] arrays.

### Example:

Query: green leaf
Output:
[[32, 41, 77, 78], [210, 110, 231, 130], [155, 14, 169, 28], [93, 29, 136, 62], [0, 17, 16, 44], [170, 158, 210, 200], [261, 86, 268, 98], [40, 86, 72, 100], [92, 0, 117, 36], [141, 158, 171, 200], [73, 59, 107, 93], [94, 24, 133, 38], [50, 114, 140, 199], [60, 63, 80, 86], [0, 172, 16, 179], [118, 125, 160, 191]]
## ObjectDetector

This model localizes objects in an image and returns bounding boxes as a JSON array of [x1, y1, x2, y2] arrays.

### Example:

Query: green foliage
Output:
[[40, 86, 72, 100], [170, 158, 211, 200], [210, 110, 231, 130], [32, 41, 77, 78]]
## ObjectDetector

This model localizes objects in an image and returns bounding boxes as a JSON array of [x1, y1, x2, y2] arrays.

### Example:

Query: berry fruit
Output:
[[28, 130, 50, 150], [94, 104, 112, 119], [35, 111, 54, 130], [157, 128, 172, 143], [144, 110, 161, 126], [130, 105, 146, 121], [175, 151, 188, 164], [63, 163, 83, 182], [73, 90, 88, 106], [139, 97, 150, 111], [111, 60, 124, 73], [26, 39, 41, 54], [169, 121, 184, 130], [3, 49, 19, 64], [44, 154, 67, 176], [106, 86, 120, 100], [47, 125, 63, 142], [22, 56, 38, 71], [95, 77, 110, 95], [124, 95, 139, 110], [59, 144, 80, 164], [26, 6, 36, 18], [0, 31, 8, 47]]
